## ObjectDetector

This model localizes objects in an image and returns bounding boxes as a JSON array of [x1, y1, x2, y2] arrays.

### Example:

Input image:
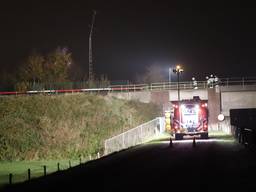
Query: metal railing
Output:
[[104, 117, 165, 155], [108, 77, 256, 92], [1, 77, 256, 96], [109, 77, 256, 92], [218, 77, 256, 87], [149, 81, 208, 90]]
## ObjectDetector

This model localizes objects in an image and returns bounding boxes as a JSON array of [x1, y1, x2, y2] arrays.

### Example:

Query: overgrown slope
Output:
[[0, 94, 161, 160]]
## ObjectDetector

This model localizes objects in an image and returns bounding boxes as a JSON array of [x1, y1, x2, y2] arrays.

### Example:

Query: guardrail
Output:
[[219, 78, 256, 87], [1, 77, 256, 96], [104, 117, 165, 155]]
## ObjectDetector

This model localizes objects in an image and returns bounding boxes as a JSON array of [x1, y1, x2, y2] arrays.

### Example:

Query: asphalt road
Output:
[[2, 136, 256, 192]]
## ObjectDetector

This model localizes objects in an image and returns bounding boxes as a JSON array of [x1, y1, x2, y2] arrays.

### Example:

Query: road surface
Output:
[[2, 136, 256, 192]]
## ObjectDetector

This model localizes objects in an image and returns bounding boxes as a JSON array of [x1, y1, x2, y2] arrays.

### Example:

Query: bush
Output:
[[0, 94, 161, 160]]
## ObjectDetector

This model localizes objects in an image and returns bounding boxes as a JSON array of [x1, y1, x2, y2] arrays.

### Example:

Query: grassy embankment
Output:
[[0, 93, 161, 185]]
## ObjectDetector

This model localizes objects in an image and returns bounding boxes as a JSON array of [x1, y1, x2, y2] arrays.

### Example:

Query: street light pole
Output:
[[173, 65, 184, 129], [177, 70, 180, 103]]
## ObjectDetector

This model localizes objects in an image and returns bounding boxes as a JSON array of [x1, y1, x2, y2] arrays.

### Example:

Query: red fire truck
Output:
[[171, 96, 208, 140]]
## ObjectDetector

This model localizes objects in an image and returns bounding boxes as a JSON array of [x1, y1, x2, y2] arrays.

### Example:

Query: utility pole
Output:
[[89, 10, 96, 81]]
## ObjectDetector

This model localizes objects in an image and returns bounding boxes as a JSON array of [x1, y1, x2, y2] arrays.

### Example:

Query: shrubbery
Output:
[[0, 94, 161, 160]]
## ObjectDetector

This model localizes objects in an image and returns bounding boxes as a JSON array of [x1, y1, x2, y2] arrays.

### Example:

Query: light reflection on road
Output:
[[161, 138, 234, 144]]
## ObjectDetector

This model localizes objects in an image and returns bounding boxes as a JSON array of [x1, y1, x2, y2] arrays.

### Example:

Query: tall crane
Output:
[[89, 10, 96, 81]]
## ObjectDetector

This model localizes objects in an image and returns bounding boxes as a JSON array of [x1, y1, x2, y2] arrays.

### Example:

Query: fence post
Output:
[[169, 137, 173, 148], [193, 137, 196, 147], [104, 141, 107, 156], [9, 173, 12, 185], [140, 125, 143, 142], [28, 169, 31, 181], [43, 166, 47, 176], [57, 163, 60, 171], [89, 155, 92, 160], [122, 133, 125, 148], [97, 152, 100, 159]]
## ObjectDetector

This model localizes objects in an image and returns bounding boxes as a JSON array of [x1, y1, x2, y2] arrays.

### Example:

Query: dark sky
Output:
[[0, 0, 255, 81]]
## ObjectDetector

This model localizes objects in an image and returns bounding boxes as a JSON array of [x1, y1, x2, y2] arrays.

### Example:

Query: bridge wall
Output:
[[108, 91, 151, 103], [169, 89, 208, 100], [207, 87, 221, 131], [221, 91, 256, 116], [108, 86, 256, 134], [108, 91, 170, 117], [108, 91, 170, 105]]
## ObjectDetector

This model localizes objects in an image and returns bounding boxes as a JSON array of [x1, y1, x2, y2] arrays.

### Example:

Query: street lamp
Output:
[[173, 65, 184, 129]]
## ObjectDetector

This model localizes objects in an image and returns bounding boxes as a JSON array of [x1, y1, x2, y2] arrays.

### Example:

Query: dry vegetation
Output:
[[0, 93, 161, 160]]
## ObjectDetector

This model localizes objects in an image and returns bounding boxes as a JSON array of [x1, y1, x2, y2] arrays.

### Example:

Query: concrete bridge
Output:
[[1, 77, 255, 133], [108, 78, 256, 133]]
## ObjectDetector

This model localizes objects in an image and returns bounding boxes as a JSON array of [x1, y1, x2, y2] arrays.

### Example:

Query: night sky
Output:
[[0, 1, 255, 82]]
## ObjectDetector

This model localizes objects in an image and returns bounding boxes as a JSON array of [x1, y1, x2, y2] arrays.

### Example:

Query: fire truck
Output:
[[170, 96, 208, 140]]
